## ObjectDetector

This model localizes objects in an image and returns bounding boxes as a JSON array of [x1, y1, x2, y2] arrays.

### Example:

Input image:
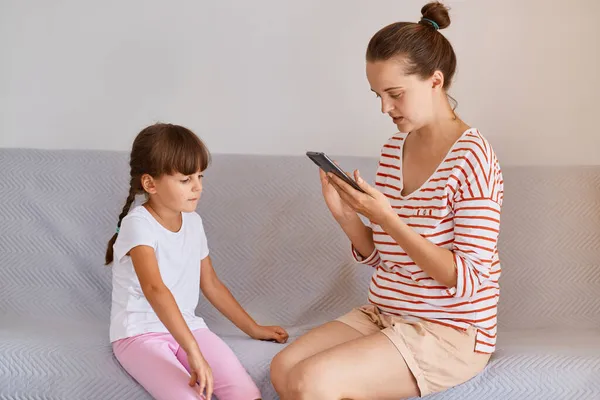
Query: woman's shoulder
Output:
[[382, 131, 409, 150], [446, 128, 502, 181], [376, 132, 408, 164], [454, 128, 499, 163], [450, 128, 504, 201]]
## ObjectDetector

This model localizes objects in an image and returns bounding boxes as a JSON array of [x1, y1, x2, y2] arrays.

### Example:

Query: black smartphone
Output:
[[306, 151, 367, 193]]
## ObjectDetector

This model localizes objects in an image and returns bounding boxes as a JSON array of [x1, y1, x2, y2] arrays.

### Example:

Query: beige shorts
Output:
[[336, 304, 491, 397]]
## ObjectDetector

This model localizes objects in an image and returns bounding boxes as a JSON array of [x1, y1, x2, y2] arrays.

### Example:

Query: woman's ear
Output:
[[431, 70, 444, 90], [141, 174, 157, 194]]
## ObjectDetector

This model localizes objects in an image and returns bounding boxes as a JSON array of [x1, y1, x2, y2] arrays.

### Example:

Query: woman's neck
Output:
[[414, 96, 469, 142]]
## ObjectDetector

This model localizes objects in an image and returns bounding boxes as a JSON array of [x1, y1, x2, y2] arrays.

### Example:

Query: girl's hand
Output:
[[319, 166, 356, 221], [186, 347, 213, 399], [327, 170, 395, 227], [250, 325, 289, 343]]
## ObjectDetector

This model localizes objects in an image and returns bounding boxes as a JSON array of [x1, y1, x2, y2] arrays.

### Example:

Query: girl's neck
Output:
[[144, 200, 182, 233]]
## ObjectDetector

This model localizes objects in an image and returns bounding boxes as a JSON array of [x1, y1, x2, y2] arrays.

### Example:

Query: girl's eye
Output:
[[390, 93, 403, 99], [198, 174, 204, 179], [180, 178, 191, 183]]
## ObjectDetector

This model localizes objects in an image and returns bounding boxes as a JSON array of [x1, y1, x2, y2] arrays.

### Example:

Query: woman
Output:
[[270, 2, 503, 399]]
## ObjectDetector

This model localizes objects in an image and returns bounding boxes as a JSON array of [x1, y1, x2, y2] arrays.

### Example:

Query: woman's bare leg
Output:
[[270, 321, 364, 398], [286, 332, 419, 400]]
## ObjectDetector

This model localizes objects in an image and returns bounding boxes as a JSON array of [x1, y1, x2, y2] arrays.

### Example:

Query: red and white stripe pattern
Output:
[[353, 128, 503, 353]]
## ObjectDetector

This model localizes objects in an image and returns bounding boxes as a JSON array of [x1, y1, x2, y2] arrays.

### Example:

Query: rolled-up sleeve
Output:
[[351, 245, 382, 268], [446, 198, 501, 298]]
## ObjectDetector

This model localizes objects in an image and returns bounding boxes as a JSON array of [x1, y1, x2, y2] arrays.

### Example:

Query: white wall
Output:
[[1, 0, 598, 165]]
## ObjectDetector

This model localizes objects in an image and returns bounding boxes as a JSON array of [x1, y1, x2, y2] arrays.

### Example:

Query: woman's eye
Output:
[[390, 93, 403, 99]]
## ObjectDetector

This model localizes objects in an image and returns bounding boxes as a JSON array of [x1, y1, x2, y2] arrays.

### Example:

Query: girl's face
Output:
[[143, 171, 204, 213], [366, 58, 444, 133]]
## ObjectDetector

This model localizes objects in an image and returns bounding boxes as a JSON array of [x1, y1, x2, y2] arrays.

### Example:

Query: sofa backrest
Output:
[[1, 149, 598, 333]]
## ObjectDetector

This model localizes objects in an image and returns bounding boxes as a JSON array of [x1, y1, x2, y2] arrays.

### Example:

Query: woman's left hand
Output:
[[327, 170, 395, 227], [250, 325, 289, 343]]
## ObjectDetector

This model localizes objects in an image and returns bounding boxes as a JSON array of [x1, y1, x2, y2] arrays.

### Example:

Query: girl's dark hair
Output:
[[366, 1, 457, 90], [104, 123, 211, 265]]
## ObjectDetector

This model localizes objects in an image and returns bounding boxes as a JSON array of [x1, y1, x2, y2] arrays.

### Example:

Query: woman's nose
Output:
[[381, 98, 394, 114]]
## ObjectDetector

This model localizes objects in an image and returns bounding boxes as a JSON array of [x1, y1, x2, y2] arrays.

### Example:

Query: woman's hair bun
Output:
[[421, 1, 451, 30]]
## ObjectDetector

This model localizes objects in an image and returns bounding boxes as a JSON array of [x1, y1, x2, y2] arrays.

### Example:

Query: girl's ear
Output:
[[141, 174, 157, 194]]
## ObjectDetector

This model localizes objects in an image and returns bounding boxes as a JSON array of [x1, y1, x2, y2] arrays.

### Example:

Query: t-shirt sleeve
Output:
[[196, 214, 210, 260], [446, 140, 503, 299], [113, 216, 157, 264]]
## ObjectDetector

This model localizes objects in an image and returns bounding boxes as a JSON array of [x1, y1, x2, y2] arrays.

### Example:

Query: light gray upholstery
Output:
[[1, 149, 599, 399]]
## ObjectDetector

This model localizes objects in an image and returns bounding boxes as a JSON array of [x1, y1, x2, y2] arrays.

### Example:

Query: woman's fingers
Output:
[[330, 180, 357, 209], [327, 173, 351, 194], [327, 176, 345, 196], [319, 167, 327, 182], [329, 174, 359, 202]]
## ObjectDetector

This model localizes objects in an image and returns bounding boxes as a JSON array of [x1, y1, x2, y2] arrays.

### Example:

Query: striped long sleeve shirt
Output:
[[353, 128, 503, 353]]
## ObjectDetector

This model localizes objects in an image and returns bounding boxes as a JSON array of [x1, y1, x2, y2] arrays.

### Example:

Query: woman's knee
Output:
[[286, 360, 334, 400], [270, 349, 294, 389], [286, 364, 310, 397]]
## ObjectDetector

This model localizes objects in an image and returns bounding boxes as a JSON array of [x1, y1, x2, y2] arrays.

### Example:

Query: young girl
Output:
[[105, 123, 289, 400], [271, 2, 503, 399]]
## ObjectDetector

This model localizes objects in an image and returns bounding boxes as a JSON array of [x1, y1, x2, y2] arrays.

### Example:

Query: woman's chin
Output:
[[394, 120, 411, 132]]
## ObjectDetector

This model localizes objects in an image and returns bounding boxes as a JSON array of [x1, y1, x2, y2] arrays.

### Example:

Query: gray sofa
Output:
[[1, 148, 599, 399]]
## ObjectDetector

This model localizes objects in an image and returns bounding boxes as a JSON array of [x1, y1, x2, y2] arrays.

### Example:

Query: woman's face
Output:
[[366, 58, 443, 132]]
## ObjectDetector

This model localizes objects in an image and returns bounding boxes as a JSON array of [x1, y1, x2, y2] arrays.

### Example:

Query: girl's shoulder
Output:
[[123, 205, 150, 220], [182, 211, 208, 236], [112, 206, 158, 264], [119, 205, 154, 229], [183, 210, 203, 225]]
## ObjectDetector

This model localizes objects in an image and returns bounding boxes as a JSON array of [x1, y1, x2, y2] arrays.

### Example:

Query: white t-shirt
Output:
[[109, 205, 209, 342]]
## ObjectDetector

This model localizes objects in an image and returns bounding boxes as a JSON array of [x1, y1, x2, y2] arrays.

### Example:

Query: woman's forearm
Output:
[[336, 213, 376, 258], [379, 213, 457, 287]]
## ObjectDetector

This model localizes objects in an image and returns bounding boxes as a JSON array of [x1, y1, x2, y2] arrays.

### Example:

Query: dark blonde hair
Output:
[[366, 1, 457, 90], [105, 123, 211, 265]]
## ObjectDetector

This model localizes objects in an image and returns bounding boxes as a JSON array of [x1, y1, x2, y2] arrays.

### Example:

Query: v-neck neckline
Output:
[[398, 128, 474, 199]]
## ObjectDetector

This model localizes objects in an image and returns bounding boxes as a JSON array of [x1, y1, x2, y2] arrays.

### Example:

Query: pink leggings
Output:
[[112, 328, 261, 400]]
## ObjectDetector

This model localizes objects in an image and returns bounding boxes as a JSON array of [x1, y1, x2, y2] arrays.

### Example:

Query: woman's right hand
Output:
[[187, 347, 213, 399], [320, 167, 356, 221]]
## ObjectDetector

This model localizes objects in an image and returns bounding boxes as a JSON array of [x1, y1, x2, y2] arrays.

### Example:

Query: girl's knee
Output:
[[212, 364, 261, 400]]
